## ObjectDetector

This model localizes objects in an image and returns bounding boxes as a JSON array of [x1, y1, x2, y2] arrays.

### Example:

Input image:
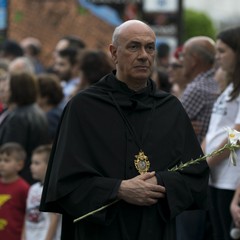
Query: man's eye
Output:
[[146, 45, 155, 52], [129, 45, 139, 51]]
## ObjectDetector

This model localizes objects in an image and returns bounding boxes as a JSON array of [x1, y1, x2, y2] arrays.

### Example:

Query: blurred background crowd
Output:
[[1, 0, 240, 240]]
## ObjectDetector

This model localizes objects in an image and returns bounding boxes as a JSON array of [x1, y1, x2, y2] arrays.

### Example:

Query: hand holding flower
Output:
[[74, 127, 240, 223], [227, 128, 240, 166]]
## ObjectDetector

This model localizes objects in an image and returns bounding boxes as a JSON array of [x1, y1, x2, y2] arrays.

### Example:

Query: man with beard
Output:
[[53, 47, 80, 107]]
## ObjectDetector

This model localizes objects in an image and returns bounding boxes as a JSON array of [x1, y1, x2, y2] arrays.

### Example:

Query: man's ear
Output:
[[191, 55, 199, 69], [109, 44, 118, 64]]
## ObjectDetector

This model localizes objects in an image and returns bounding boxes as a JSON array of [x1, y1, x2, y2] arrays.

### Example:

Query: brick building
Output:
[[7, 0, 115, 67]]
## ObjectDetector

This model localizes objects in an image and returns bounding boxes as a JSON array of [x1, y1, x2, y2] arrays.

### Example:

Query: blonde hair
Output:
[[32, 144, 52, 164]]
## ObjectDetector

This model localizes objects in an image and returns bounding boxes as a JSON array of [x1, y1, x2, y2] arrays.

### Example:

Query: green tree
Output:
[[183, 8, 216, 42]]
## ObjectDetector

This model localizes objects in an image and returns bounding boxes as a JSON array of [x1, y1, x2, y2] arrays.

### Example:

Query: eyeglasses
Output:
[[168, 63, 183, 69]]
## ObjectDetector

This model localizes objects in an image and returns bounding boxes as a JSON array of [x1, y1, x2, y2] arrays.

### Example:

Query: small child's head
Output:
[[0, 142, 26, 182], [30, 144, 52, 183]]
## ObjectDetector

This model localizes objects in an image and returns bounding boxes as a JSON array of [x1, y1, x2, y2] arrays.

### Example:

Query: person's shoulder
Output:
[[15, 177, 30, 194], [155, 89, 181, 104], [181, 81, 205, 99], [29, 182, 41, 191], [155, 90, 185, 111], [69, 82, 110, 108], [5, 112, 26, 127], [13, 104, 44, 118], [67, 88, 93, 107], [30, 104, 47, 116], [17, 177, 30, 188], [185, 80, 200, 92]]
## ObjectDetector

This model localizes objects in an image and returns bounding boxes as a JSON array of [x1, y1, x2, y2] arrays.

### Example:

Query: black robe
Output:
[[40, 73, 209, 240]]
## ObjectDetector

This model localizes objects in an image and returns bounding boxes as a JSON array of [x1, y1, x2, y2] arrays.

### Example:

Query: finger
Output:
[[148, 191, 165, 199], [139, 171, 155, 180], [143, 198, 159, 206], [141, 194, 165, 205], [150, 184, 166, 193]]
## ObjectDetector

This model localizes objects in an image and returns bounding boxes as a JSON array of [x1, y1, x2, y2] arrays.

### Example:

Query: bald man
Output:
[[176, 37, 219, 240], [40, 20, 209, 240], [180, 36, 219, 143]]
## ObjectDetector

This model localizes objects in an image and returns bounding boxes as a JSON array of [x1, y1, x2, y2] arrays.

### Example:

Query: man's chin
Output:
[[134, 73, 151, 80]]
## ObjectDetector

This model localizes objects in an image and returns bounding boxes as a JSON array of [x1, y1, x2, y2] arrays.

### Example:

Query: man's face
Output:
[[110, 25, 156, 84], [179, 45, 195, 80], [30, 153, 47, 182], [0, 153, 23, 179], [167, 58, 184, 84], [53, 55, 72, 81]]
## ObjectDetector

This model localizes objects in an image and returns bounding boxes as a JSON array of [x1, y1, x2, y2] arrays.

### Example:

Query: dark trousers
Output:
[[209, 186, 234, 240], [176, 209, 206, 240]]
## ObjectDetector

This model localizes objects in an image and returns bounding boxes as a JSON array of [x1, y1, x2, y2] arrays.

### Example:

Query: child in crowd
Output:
[[0, 142, 30, 240], [22, 144, 61, 240]]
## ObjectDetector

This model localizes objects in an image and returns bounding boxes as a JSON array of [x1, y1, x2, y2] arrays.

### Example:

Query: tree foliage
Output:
[[183, 8, 216, 42]]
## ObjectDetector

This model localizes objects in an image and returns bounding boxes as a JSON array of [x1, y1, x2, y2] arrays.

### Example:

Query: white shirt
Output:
[[25, 182, 61, 240], [206, 83, 240, 190]]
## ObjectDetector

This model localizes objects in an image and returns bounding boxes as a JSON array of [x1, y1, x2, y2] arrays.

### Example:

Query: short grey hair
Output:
[[190, 44, 215, 65], [112, 25, 121, 46]]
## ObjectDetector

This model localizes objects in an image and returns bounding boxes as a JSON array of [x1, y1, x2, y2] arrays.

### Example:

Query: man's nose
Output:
[[138, 47, 148, 59]]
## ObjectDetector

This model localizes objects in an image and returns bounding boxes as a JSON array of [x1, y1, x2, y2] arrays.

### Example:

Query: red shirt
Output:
[[0, 177, 29, 240]]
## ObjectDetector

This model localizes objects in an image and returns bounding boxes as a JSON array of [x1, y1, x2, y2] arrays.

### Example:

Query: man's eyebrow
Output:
[[128, 41, 141, 44], [128, 41, 155, 45]]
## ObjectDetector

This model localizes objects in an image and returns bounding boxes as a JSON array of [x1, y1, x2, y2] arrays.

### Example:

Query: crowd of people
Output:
[[0, 35, 114, 240], [0, 19, 240, 240]]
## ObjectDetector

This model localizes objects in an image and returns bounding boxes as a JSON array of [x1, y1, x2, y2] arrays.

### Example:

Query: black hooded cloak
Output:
[[40, 73, 209, 240]]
